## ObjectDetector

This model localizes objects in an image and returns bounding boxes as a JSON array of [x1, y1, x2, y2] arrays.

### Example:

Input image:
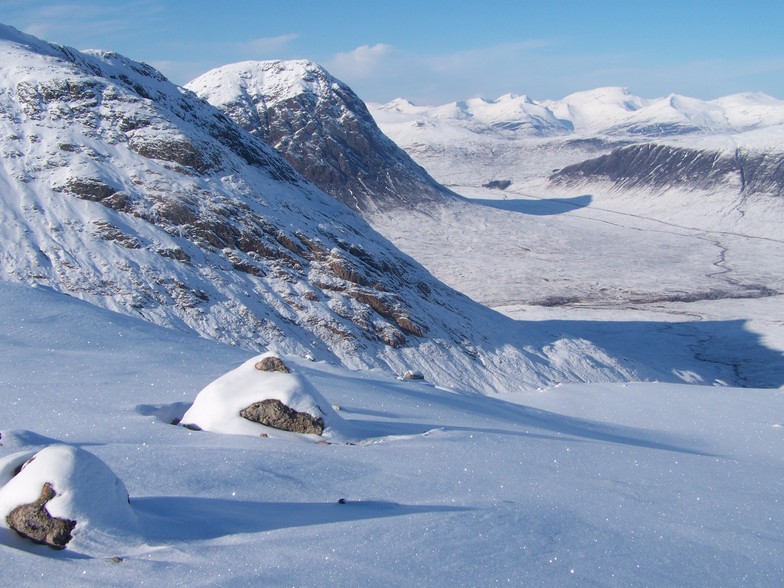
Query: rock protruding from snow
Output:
[[6, 482, 77, 549], [181, 353, 345, 439], [240, 399, 325, 435], [0, 445, 137, 551], [187, 60, 458, 213], [255, 356, 291, 373]]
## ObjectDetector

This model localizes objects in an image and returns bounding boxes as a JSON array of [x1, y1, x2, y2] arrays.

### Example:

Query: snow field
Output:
[[1, 280, 782, 585]]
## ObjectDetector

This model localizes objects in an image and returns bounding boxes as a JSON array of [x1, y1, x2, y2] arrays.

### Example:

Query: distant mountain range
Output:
[[368, 88, 784, 239], [372, 87, 784, 138]]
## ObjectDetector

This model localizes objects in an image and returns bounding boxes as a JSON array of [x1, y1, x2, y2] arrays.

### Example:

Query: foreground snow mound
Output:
[[0, 445, 138, 553], [181, 353, 348, 439]]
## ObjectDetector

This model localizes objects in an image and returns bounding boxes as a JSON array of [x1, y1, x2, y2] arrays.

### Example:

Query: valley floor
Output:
[[370, 183, 784, 389]]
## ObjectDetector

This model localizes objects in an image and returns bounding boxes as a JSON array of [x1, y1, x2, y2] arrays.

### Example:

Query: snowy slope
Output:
[[1, 278, 783, 585]]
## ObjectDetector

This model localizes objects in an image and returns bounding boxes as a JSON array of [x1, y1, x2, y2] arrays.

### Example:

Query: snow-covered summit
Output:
[[187, 60, 457, 213], [372, 93, 573, 137], [187, 59, 343, 108]]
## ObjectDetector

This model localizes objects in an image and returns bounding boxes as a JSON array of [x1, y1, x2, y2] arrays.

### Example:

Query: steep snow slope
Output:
[[1, 23, 712, 393], [1, 280, 783, 585], [186, 60, 458, 213]]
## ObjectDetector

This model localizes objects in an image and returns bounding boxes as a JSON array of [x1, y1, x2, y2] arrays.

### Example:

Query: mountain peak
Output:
[[188, 59, 458, 213], [187, 59, 343, 108]]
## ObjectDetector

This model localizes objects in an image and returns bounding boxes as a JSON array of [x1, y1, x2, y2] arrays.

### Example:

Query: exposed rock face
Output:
[[186, 60, 459, 213], [482, 180, 512, 190], [240, 399, 324, 435], [551, 143, 784, 197], [255, 356, 290, 373], [6, 482, 77, 549]]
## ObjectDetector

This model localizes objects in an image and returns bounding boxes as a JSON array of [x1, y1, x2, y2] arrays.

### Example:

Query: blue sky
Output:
[[1, 0, 782, 104]]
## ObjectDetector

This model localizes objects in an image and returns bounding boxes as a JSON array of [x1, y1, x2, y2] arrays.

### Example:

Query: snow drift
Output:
[[181, 352, 350, 440], [0, 445, 137, 553]]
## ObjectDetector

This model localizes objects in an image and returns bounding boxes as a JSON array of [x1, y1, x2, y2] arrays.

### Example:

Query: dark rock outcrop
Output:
[[482, 179, 512, 190], [255, 356, 290, 373], [551, 143, 784, 197], [6, 482, 77, 550], [240, 399, 324, 435]]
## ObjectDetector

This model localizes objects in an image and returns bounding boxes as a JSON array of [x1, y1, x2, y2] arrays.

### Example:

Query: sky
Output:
[[1, 0, 782, 105]]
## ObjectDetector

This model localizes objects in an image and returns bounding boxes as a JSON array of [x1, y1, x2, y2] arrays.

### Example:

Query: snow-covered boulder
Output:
[[6, 482, 76, 549], [181, 353, 348, 439], [0, 445, 137, 551]]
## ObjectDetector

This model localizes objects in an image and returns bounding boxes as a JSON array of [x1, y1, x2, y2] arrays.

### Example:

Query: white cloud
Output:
[[325, 41, 555, 104], [242, 33, 299, 55], [328, 43, 397, 77], [324, 39, 784, 105]]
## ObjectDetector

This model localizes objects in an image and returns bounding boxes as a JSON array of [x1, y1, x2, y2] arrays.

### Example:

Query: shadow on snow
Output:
[[132, 496, 470, 541], [472, 194, 592, 215]]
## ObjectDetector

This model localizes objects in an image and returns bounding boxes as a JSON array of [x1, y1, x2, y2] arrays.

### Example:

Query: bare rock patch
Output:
[[6, 482, 77, 550], [240, 399, 324, 435], [255, 356, 290, 373]]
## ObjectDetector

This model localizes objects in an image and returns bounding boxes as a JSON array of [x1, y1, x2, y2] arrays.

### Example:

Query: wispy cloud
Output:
[[326, 40, 784, 104], [0, 0, 164, 46], [326, 40, 556, 104], [241, 33, 299, 55], [329, 43, 396, 77]]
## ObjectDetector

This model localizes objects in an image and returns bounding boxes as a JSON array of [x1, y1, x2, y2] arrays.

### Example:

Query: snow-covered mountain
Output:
[[374, 86, 784, 139], [181, 59, 783, 387], [1, 27, 782, 583], [186, 60, 457, 213], [2, 23, 702, 393], [368, 87, 784, 237]]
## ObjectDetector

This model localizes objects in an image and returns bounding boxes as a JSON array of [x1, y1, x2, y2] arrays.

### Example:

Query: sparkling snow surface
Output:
[[1, 277, 783, 585]]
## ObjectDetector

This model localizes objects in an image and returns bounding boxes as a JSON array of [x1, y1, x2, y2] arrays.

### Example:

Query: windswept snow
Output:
[[1, 276, 782, 585]]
